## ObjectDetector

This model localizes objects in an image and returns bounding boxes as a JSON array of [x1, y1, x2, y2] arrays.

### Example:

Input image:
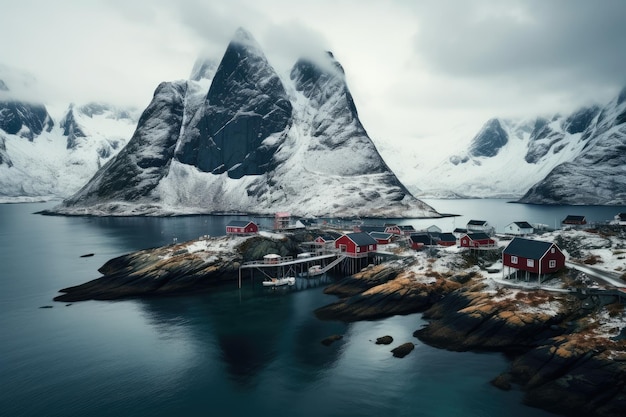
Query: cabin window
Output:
[[357, 247, 361, 252], [527, 259, 535, 267], [549, 260, 556, 268], [551, 248, 555, 253], [511, 256, 518, 264], [369, 245, 374, 250]]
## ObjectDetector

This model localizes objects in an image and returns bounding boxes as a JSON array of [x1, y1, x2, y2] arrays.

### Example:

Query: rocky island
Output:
[[54, 225, 626, 417]]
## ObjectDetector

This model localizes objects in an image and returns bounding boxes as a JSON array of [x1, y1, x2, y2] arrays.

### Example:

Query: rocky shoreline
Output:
[[313, 248, 626, 417], [54, 232, 304, 302], [54, 228, 626, 417]]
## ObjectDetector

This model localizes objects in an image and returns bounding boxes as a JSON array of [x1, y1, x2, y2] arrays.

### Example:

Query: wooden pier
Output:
[[238, 248, 399, 288], [238, 252, 344, 288]]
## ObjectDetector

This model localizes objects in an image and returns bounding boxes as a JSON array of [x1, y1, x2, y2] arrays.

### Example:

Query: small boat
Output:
[[307, 265, 324, 277], [262, 276, 296, 287]]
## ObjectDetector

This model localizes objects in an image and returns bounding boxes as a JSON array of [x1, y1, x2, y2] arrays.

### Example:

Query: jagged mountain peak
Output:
[[189, 56, 218, 82], [468, 118, 509, 158], [516, 84, 626, 205], [175, 28, 292, 180], [617, 85, 626, 106], [51, 29, 437, 218], [290, 51, 349, 104]]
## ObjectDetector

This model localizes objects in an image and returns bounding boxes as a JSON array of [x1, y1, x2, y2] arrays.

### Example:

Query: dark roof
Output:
[[358, 225, 386, 233], [438, 233, 457, 242], [512, 221, 533, 229], [465, 232, 492, 240], [344, 232, 378, 246], [453, 228, 467, 233], [562, 215, 586, 223], [317, 232, 340, 242], [428, 231, 441, 239], [227, 220, 255, 227], [503, 237, 558, 259], [409, 234, 436, 245], [369, 232, 394, 240], [399, 225, 416, 231], [468, 220, 488, 226]]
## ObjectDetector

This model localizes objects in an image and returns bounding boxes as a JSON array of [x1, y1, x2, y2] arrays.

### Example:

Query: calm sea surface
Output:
[[5, 199, 623, 417]]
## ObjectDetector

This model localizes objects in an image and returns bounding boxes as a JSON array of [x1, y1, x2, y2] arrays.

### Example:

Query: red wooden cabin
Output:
[[459, 233, 496, 248], [502, 237, 565, 282], [335, 232, 378, 258], [226, 220, 258, 235]]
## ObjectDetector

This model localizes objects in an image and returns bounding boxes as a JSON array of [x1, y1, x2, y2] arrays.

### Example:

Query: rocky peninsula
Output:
[[313, 227, 626, 417], [54, 226, 626, 417], [54, 231, 304, 302]]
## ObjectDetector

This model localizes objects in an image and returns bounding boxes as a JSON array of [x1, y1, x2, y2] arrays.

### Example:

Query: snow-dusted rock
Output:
[[519, 86, 626, 205], [52, 28, 438, 218], [0, 97, 138, 200]]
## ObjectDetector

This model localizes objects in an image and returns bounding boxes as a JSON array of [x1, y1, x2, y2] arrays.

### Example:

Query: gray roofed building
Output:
[[344, 232, 378, 246], [503, 237, 555, 259]]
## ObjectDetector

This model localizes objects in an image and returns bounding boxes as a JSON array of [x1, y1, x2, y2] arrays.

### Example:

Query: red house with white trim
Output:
[[226, 220, 258, 235], [460, 233, 496, 248], [335, 232, 378, 258], [502, 237, 565, 282]]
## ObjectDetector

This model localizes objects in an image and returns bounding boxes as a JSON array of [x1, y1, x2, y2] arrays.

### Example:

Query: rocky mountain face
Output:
[[0, 93, 54, 141], [406, 85, 626, 203], [176, 30, 293, 179], [54, 28, 437, 218], [0, 75, 139, 200], [518, 86, 626, 205], [467, 118, 509, 159]]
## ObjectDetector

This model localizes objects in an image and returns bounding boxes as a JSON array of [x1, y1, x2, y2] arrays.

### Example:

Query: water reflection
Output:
[[135, 283, 347, 388]]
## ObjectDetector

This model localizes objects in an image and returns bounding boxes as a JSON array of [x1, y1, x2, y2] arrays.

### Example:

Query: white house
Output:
[[614, 213, 626, 226], [466, 220, 495, 236], [426, 225, 442, 234], [504, 221, 534, 236]]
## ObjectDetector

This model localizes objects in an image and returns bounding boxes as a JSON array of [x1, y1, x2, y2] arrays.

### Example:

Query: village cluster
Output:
[[225, 212, 626, 285]]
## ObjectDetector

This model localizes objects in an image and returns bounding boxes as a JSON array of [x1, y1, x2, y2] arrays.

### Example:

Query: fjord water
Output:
[[7, 200, 623, 417]]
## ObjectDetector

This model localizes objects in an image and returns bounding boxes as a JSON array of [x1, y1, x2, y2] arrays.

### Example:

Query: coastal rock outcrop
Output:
[[314, 261, 463, 322], [414, 286, 573, 351], [54, 233, 303, 302], [413, 283, 626, 417]]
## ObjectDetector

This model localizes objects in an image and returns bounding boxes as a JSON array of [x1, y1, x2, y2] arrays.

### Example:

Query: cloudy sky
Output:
[[1, 0, 625, 146]]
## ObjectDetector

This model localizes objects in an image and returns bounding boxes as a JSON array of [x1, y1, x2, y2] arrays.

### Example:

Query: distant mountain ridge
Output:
[[518, 86, 626, 205], [395, 84, 626, 204], [0, 71, 139, 201], [52, 28, 438, 218]]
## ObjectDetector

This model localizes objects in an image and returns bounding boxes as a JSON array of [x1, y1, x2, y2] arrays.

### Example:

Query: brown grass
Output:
[[583, 255, 603, 265], [607, 303, 625, 317]]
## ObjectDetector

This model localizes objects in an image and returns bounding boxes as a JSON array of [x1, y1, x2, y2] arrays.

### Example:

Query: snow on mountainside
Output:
[[0, 64, 140, 201], [52, 28, 437, 218], [518, 86, 626, 205], [384, 115, 588, 199], [378, 86, 624, 203], [0, 99, 139, 201]]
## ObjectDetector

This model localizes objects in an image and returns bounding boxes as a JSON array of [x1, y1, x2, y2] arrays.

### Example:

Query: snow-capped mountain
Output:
[[52, 28, 437, 218], [398, 115, 588, 198], [387, 85, 625, 204], [518, 87, 626, 205], [0, 72, 140, 201]]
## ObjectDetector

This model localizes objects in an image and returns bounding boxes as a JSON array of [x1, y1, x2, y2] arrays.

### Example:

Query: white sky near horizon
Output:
[[1, 0, 625, 149]]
